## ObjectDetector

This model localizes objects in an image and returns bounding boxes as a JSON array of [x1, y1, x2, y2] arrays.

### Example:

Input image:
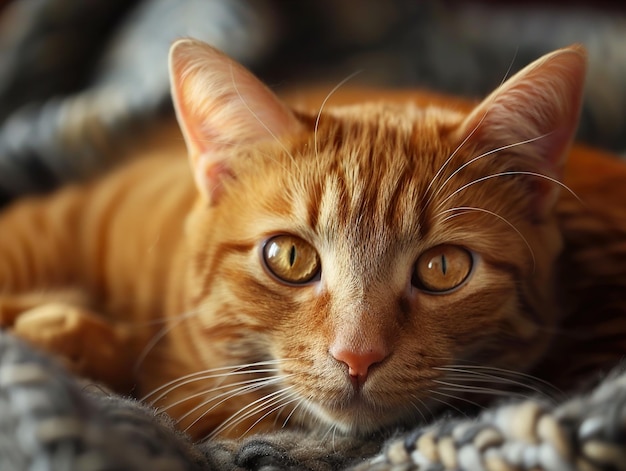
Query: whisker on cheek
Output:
[[162, 374, 287, 417], [148, 368, 283, 407], [426, 392, 471, 418], [407, 394, 432, 424], [240, 393, 301, 437], [281, 398, 305, 429], [141, 359, 287, 402], [432, 380, 534, 402], [433, 364, 565, 401], [320, 421, 338, 444], [203, 386, 296, 439], [134, 308, 201, 375], [428, 388, 485, 410], [175, 374, 293, 427]]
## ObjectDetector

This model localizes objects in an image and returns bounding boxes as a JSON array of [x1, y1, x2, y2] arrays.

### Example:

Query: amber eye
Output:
[[263, 235, 321, 284], [413, 245, 473, 293]]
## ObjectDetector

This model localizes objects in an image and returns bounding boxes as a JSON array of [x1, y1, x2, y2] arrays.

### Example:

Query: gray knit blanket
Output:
[[1, 1, 626, 470]]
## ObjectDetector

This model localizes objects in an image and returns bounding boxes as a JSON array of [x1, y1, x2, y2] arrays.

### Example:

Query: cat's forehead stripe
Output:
[[304, 109, 439, 240]]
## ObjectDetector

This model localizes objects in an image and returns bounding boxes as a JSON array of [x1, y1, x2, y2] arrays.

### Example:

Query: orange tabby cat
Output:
[[1, 39, 625, 440]]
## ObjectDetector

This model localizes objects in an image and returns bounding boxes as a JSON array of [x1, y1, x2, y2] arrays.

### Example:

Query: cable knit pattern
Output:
[[355, 370, 626, 471]]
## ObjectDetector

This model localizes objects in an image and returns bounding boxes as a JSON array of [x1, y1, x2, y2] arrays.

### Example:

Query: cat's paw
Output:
[[0, 289, 91, 328], [11, 303, 132, 390]]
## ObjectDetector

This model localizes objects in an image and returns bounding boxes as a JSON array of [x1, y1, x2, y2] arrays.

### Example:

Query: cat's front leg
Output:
[[0, 289, 89, 327], [1, 296, 134, 391]]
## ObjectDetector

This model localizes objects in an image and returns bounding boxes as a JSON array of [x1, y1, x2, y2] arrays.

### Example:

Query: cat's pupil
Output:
[[440, 255, 447, 275], [289, 245, 296, 267]]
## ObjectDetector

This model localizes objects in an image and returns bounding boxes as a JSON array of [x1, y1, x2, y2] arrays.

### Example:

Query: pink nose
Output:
[[330, 346, 387, 384]]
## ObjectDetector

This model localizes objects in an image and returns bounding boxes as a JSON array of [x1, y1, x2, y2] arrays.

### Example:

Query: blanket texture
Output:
[[1, 1, 626, 470]]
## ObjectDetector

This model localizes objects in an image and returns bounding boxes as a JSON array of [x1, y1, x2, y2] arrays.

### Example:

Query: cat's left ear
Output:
[[455, 45, 587, 213], [169, 38, 300, 203]]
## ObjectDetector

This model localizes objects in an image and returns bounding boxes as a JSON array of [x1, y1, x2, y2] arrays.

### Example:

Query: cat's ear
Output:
[[455, 45, 587, 213], [169, 38, 300, 203]]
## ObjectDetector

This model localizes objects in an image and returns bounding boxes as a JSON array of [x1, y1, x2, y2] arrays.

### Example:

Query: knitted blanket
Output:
[[1, 332, 624, 470]]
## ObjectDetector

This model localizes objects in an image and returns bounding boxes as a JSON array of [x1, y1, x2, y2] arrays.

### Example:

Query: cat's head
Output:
[[168, 40, 586, 437]]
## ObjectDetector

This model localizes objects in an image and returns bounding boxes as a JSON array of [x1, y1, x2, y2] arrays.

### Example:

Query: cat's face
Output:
[[168, 40, 585, 437]]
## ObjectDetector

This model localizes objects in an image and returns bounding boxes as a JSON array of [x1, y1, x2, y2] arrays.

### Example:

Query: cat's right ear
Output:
[[169, 39, 300, 203], [454, 45, 587, 218]]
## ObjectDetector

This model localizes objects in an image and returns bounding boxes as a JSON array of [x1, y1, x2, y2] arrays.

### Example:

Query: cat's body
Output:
[[1, 40, 625, 440]]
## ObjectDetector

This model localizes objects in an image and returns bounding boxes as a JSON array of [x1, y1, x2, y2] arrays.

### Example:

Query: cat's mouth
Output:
[[301, 384, 417, 436], [315, 403, 407, 436]]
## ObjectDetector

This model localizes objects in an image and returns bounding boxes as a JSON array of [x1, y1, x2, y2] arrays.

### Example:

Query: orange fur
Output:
[[1, 40, 625, 440]]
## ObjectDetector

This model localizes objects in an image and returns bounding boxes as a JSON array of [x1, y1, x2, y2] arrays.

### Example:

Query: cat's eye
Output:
[[262, 235, 321, 284], [412, 245, 473, 293]]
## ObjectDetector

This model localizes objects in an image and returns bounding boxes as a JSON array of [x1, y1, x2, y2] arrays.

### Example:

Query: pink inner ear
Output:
[[168, 38, 300, 202], [195, 158, 235, 204], [457, 45, 587, 178]]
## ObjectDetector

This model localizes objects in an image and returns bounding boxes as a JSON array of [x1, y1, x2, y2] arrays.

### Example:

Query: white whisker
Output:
[[241, 393, 300, 437], [321, 421, 337, 443], [421, 105, 492, 213], [227, 65, 303, 182], [428, 388, 485, 409], [431, 134, 550, 204], [422, 44, 537, 216], [206, 386, 295, 438], [435, 364, 565, 400], [187, 383, 285, 437], [229, 64, 298, 166], [441, 376, 554, 403], [175, 382, 265, 425], [501, 46, 519, 86], [164, 374, 289, 417], [148, 368, 282, 407], [133, 309, 199, 375], [426, 392, 470, 417], [141, 359, 285, 402], [408, 394, 431, 423], [435, 169, 583, 213], [434, 378, 529, 398], [314, 70, 363, 160], [438, 206, 536, 272], [332, 423, 339, 452], [282, 399, 304, 428]]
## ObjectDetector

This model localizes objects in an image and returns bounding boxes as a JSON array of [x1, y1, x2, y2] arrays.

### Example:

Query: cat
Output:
[[1, 38, 625, 442]]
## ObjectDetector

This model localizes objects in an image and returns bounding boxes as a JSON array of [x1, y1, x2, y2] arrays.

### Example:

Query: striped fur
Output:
[[0, 41, 624, 440]]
